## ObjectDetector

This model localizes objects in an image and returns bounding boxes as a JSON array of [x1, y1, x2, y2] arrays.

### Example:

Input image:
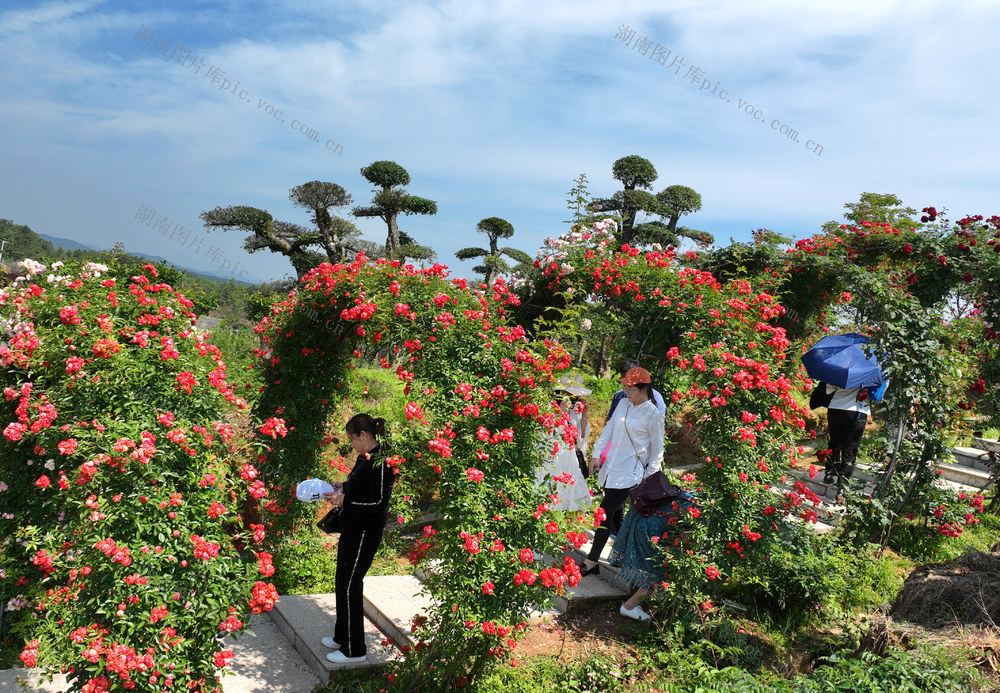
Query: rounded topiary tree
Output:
[[0, 260, 276, 692], [454, 217, 533, 287]]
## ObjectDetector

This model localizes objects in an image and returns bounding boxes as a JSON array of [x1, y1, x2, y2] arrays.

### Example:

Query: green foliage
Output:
[[889, 511, 1000, 563], [839, 192, 922, 229], [727, 534, 905, 619], [270, 529, 340, 594], [0, 218, 57, 264], [629, 620, 985, 693], [611, 155, 658, 190], [467, 654, 633, 692], [360, 161, 411, 188], [202, 323, 263, 401]]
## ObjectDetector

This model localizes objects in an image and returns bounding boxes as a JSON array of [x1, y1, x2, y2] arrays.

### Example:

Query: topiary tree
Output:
[[201, 181, 373, 279], [633, 184, 713, 247], [454, 217, 532, 286], [591, 155, 661, 246], [591, 157, 709, 248], [352, 161, 438, 260]]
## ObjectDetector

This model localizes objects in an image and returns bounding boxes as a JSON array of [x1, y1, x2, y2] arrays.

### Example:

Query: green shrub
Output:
[[725, 532, 904, 619], [890, 512, 1000, 563], [467, 652, 633, 692]]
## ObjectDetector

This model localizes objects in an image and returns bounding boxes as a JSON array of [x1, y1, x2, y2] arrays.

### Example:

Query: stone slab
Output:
[[932, 460, 993, 490], [222, 613, 324, 693], [0, 669, 68, 692], [362, 575, 435, 648], [269, 593, 397, 684], [952, 446, 992, 472], [552, 572, 628, 613], [972, 438, 1000, 454]]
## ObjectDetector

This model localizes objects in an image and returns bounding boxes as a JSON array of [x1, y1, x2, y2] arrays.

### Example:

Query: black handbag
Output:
[[317, 506, 344, 534], [809, 381, 834, 409], [629, 471, 682, 516]]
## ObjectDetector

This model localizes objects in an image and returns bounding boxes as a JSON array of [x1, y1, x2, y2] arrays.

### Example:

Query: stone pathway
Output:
[[0, 614, 323, 693]]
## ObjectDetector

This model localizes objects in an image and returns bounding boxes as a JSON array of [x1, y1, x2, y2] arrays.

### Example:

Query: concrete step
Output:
[[568, 536, 634, 595], [552, 570, 630, 613], [951, 446, 992, 471], [362, 574, 435, 647], [268, 593, 398, 684], [972, 437, 1000, 455], [931, 459, 993, 490]]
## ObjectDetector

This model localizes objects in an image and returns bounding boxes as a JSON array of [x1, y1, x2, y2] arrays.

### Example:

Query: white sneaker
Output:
[[620, 603, 651, 621], [326, 650, 366, 664], [321, 637, 340, 650]]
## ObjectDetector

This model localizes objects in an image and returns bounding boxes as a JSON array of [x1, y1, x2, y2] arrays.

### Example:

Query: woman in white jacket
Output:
[[579, 367, 664, 580]]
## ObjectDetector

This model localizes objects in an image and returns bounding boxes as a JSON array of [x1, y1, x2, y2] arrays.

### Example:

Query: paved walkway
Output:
[[0, 614, 322, 693]]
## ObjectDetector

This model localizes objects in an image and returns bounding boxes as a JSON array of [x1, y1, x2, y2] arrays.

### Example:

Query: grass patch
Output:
[[889, 512, 1000, 563]]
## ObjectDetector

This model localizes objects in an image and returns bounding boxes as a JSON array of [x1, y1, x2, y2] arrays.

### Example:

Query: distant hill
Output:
[[39, 233, 98, 251], [126, 251, 170, 264], [37, 233, 254, 285]]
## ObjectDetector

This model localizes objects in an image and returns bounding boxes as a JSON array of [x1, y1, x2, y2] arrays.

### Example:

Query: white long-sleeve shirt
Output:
[[826, 384, 871, 416], [592, 398, 664, 489]]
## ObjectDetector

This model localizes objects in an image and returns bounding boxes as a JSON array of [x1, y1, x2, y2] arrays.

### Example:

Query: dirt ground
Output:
[[517, 602, 643, 661]]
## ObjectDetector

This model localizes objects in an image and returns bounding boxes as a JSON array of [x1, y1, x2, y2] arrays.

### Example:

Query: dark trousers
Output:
[[826, 409, 868, 480], [334, 522, 384, 657], [587, 487, 631, 563]]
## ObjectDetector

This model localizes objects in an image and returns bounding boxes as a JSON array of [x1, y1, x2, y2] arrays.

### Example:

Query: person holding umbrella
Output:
[[801, 333, 884, 487], [822, 383, 871, 485]]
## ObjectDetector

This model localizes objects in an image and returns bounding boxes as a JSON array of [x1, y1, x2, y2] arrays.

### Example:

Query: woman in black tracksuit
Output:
[[320, 414, 394, 664]]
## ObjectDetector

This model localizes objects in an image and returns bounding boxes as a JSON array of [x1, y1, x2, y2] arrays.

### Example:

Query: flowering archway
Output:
[[251, 255, 593, 689], [253, 226, 825, 688]]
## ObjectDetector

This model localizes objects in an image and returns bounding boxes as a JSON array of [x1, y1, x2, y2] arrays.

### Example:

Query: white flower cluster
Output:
[[6, 594, 30, 611], [83, 261, 110, 277], [536, 219, 618, 266], [14, 258, 47, 281]]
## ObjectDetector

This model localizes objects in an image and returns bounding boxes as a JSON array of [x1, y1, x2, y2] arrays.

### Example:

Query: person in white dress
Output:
[[535, 377, 593, 510]]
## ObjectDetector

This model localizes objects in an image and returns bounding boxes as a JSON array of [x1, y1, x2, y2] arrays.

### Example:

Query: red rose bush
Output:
[[0, 261, 271, 692]]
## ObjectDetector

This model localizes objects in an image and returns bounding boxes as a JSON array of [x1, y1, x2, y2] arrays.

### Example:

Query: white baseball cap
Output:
[[295, 478, 336, 503]]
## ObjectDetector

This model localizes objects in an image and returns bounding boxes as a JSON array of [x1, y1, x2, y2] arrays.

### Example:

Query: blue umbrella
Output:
[[802, 333, 884, 389]]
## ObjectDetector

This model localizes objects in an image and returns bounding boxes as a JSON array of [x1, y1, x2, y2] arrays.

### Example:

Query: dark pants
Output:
[[334, 522, 384, 657], [587, 487, 631, 563], [826, 409, 868, 480]]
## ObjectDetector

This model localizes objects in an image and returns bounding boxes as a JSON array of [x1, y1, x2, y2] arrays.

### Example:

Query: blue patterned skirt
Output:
[[608, 494, 693, 590]]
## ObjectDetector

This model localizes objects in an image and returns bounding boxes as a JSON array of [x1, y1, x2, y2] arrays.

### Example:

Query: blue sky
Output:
[[1, 0, 998, 284]]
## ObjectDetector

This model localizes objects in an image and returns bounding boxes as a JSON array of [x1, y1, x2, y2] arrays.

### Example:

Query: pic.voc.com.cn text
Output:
[[615, 25, 824, 157], [134, 26, 343, 156]]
